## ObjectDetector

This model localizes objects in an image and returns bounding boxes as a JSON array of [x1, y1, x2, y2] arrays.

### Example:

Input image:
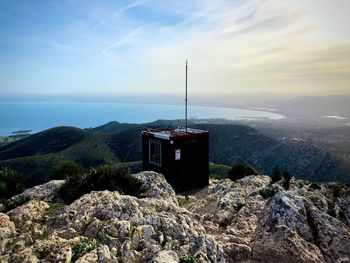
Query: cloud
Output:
[[2, 0, 350, 95], [94, 0, 149, 30], [98, 0, 349, 94], [101, 23, 153, 63]]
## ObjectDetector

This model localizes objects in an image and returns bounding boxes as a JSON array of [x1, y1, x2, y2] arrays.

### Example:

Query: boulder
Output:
[[15, 180, 64, 202], [7, 200, 49, 229]]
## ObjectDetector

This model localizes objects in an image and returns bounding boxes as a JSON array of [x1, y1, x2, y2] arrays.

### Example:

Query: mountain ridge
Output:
[[1, 121, 349, 186]]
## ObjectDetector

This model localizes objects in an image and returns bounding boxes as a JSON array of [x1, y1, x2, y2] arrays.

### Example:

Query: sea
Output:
[[0, 102, 283, 136]]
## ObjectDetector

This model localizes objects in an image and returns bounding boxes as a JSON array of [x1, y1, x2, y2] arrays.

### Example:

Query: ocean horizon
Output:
[[0, 102, 283, 136]]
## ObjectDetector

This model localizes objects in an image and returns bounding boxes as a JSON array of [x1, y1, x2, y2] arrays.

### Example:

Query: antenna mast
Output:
[[185, 59, 188, 133]]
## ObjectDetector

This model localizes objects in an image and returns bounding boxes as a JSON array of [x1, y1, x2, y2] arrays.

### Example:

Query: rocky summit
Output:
[[1, 172, 350, 263]]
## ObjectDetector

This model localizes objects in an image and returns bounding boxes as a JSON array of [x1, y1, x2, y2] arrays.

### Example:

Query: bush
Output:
[[71, 240, 99, 262], [310, 183, 321, 190], [209, 173, 226, 180], [180, 254, 197, 263], [0, 167, 26, 199], [282, 171, 292, 190], [51, 162, 86, 180], [0, 195, 29, 213], [333, 183, 343, 199], [228, 163, 258, 181], [271, 167, 282, 183], [46, 202, 66, 216], [58, 164, 145, 203], [259, 186, 280, 199], [58, 173, 91, 203]]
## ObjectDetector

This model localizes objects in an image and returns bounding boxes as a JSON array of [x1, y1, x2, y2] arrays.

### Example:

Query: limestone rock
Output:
[[305, 202, 350, 262], [151, 250, 179, 263], [132, 171, 178, 204], [7, 200, 49, 229], [15, 180, 65, 202], [9, 248, 39, 263], [2, 172, 350, 263], [51, 189, 224, 261], [0, 213, 16, 240]]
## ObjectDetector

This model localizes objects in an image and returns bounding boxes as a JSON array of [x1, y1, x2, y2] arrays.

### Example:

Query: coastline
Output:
[[0, 101, 285, 137]]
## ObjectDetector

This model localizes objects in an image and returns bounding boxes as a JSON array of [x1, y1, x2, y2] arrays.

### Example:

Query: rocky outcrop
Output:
[[132, 171, 178, 205], [1, 172, 349, 263], [0, 172, 225, 262], [251, 192, 325, 263], [186, 175, 350, 263], [17, 180, 65, 202]]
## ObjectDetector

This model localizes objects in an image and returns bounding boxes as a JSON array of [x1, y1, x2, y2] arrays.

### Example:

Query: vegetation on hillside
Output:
[[228, 163, 259, 181], [1, 121, 350, 187], [0, 195, 29, 213], [271, 167, 282, 183], [0, 137, 16, 147], [51, 162, 87, 180], [0, 167, 26, 199], [282, 171, 292, 190], [0, 127, 120, 186], [58, 164, 146, 203], [209, 162, 231, 179]]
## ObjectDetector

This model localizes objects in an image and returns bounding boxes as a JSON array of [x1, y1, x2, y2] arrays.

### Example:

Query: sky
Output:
[[0, 0, 350, 97]]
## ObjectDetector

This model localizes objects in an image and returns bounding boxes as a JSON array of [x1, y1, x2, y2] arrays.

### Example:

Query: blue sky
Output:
[[1, 0, 350, 97]]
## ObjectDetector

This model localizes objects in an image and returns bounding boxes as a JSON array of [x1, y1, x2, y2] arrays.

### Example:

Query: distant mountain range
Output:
[[1, 120, 349, 186]]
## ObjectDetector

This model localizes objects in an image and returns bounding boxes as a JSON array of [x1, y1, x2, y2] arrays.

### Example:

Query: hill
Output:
[[0, 127, 120, 186], [1, 121, 350, 186], [84, 121, 139, 134]]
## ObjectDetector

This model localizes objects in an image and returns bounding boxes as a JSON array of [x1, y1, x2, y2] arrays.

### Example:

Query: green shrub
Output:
[[209, 173, 226, 180], [333, 183, 343, 199], [259, 186, 280, 199], [180, 254, 197, 263], [228, 163, 258, 181], [209, 163, 230, 179], [51, 162, 86, 180], [0, 167, 26, 199], [58, 173, 91, 203], [39, 227, 49, 241], [1, 195, 29, 213], [271, 167, 282, 183], [46, 202, 66, 216], [71, 240, 98, 262], [310, 183, 321, 190], [58, 164, 145, 203], [282, 171, 292, 190]]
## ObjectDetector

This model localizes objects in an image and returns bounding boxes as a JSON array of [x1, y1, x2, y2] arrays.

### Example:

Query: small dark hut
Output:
[[142, 127, 209, 191]]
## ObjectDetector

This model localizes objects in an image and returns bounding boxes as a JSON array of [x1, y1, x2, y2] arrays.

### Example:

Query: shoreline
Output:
[[0, 102, 285, 137]]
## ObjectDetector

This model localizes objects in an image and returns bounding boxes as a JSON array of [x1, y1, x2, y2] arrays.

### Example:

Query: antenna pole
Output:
[[185, 59, 188, 133]]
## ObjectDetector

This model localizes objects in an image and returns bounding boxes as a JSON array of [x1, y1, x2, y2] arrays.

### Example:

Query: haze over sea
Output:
[[0, 102, 282, 136]]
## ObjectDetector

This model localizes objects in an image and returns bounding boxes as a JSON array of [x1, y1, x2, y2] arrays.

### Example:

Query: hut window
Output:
[[149, 139, 161, 166]]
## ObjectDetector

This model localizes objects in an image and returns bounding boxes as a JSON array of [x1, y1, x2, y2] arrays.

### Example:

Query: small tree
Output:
[[282, 171, 292, 190], [58, 164, 145, 203], [333, 183, 343, 199], [228, 163, 258, 181], [271, 167, 282, 183]]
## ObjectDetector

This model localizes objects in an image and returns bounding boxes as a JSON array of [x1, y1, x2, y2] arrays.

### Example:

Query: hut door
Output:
[[180, 141, 198, 188]]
